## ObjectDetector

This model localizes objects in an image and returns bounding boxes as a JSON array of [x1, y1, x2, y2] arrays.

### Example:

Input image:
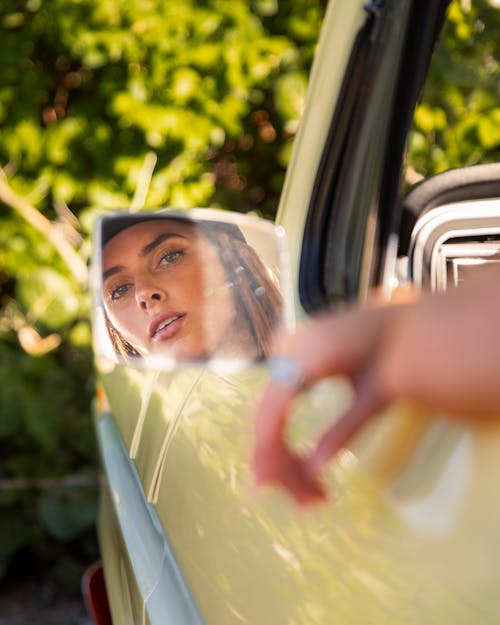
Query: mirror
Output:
[[398, 163, 500, 294], [408, 198, 500, 292], [91, 208, 293, 370]]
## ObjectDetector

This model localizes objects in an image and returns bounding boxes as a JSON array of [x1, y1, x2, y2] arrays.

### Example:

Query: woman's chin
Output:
[[142, 334, 252, 364], [149, 339, 207, 363]]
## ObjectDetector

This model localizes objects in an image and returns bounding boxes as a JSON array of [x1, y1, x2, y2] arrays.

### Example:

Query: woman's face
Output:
[[102, 219, 247, 361]]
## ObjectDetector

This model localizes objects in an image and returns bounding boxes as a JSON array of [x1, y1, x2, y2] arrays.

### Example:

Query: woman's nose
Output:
[[136, 282, 167, 312]]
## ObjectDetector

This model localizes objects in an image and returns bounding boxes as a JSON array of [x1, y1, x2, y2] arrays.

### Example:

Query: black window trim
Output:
[[298, 0, 450, 313]]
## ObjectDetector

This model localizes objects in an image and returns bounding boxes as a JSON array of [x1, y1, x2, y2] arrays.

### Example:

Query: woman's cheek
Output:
[[113, 305, 141, 343]]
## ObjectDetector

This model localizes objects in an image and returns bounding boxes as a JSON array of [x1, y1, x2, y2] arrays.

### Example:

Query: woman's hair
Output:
[[205, 228, 283, 361], [105, 314, 141, 359], [103, 218, 283, 362]]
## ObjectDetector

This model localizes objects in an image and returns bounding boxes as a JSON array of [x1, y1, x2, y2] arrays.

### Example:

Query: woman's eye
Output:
[[159, 250, 184, 265], [110, 284, 130, 301]]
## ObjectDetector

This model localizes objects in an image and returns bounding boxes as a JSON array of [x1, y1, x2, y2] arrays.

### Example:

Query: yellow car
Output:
[[87, 1, 500, 624]]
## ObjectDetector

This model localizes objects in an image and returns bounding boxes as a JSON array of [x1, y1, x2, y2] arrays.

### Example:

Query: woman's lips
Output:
[[149, 313, 186, 341]]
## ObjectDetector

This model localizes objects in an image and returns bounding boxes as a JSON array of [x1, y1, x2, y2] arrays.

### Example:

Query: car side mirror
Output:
[[91, 208, 294, 370], [409, 199, 500, 291], [399, 164, 500, 292]]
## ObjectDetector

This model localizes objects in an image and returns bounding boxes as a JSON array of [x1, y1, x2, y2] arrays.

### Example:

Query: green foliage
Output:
[[17, 268, 82, 328], [39, 488, 98, 542], [0, 339, 97, 581], [0, 0, 323, 221], [407, 0, 500, 179]]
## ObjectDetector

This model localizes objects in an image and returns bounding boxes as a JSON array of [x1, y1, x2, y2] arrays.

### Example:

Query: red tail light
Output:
[[82, 561, 113, 625]]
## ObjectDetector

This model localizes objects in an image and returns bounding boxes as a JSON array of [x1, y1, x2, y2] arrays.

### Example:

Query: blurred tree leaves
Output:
[[0, 0, 323, 222], [407, 0, 500, 180], [17, 268, 82, 329], [39, 488, 98, 542]]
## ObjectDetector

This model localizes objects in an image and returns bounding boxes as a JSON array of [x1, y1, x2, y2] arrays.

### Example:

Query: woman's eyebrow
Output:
[[102, 232, 189, 279], [103, 265, 125, 281], [139, 232, 188, 257]]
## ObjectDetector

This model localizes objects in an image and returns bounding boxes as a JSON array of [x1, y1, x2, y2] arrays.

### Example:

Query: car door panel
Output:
[[149, 367, 500, 624]]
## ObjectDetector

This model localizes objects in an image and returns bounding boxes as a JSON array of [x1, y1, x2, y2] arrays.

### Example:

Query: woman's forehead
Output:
[[103, 219, 199, 259]]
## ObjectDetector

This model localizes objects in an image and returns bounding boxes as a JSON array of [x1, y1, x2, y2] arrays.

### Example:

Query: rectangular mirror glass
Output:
[[91, 208, 294, 370]]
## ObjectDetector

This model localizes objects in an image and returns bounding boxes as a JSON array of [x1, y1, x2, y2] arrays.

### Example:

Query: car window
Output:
[[404, 0, 500, 188], [397, 0, 500, 291], [297, 0, 499, 313], [297, 0, 450, 312]]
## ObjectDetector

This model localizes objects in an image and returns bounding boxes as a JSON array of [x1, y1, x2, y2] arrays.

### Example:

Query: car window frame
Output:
[[298, 0, 450, 312]]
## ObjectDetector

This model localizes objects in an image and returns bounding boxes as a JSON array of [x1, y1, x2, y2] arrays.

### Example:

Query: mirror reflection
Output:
[[94, 210, 289, 366]]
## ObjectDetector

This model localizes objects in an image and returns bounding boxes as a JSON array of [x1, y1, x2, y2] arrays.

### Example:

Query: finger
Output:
[[270, 308, 391, 387], [252, 382, 296, 486], [307, 372, 384, 471], [252, 376, 328, 505], [264, 441, 327, 506]]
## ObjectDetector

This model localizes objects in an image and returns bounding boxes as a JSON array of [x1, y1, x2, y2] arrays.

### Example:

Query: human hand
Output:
[[252, 304, 402, 506], [252, 265, 500, 506]]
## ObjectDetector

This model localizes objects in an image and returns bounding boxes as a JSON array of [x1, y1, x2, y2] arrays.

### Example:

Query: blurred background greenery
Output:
[[0, 0, 498, 603]]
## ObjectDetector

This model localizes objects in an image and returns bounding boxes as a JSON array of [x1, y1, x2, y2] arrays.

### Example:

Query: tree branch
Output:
[[0, 168, 89, 286], [0, 473, 100, 491], [130, 151, 158, 211]]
